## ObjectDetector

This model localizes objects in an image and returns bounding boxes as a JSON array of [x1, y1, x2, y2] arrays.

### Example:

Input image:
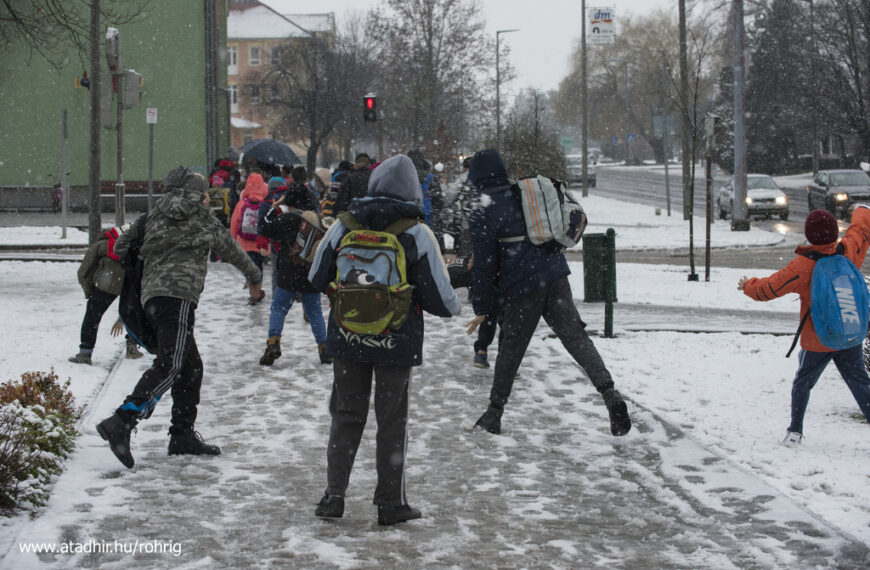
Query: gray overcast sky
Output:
[[260, 1, 673, 92]]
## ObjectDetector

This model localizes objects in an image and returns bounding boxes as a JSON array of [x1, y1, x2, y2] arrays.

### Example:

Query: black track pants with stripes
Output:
[[117, 297, 203, 435]]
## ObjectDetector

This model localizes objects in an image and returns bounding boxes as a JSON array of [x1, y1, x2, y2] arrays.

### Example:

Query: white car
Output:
[[565, 154, 596, 187], [717, 174, 789, 221]]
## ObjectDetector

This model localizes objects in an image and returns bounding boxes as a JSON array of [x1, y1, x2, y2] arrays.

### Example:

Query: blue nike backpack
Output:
[[808, 248, 869, 350]]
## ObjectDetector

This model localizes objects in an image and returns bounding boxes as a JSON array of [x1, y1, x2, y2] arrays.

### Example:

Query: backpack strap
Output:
[[337, 211, 362, 231], [498, 235, 525, 243], [786, 243, 845, 357], [383, 218, 419, 235]]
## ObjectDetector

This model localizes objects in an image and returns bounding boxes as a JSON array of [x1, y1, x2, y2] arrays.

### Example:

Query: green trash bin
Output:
[[582, 228, 617, 303]]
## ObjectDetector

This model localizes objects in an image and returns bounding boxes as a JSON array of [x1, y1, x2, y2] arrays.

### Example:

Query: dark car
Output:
[[717, 174, 789, 220], [807, 169, 870, 219]]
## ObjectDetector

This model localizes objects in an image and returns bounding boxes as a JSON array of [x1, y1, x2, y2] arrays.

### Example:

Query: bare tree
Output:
[[368, 0, 495, 160], [502, 89, 567, 180], [0, 0, 147, 67], [246, 27, 376, 173]]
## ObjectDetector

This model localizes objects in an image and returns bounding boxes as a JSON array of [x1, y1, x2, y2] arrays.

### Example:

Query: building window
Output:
[[270, 83, 281, 102], [229, 85, 238, 113], [271, 46, 283, 65], [250, 85, 260, 106], [227, 46, 238, 75], [243, 129, 254, 145], [249, 46, 260, 66]]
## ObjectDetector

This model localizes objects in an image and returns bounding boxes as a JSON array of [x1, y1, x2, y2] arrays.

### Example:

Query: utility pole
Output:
[[732, 0, 750, 231], [88, 0, 102, 245], [581, 0, 589, 197], [679, 0, 691, 221]]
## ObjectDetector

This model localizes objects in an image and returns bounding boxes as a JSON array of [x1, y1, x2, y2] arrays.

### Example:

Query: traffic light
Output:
[[363, 95, 377, 122]]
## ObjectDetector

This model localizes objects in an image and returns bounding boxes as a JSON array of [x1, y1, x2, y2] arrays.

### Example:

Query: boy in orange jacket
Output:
[[738, 205, 870, 445]]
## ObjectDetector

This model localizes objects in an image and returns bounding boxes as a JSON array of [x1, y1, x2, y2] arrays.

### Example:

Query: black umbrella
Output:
[[239, 138, 301, 167]]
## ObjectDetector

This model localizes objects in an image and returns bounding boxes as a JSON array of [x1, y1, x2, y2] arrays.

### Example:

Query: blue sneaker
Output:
[[473, 351, 489, 369]]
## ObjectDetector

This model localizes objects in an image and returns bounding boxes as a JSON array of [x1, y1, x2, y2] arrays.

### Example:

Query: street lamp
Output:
[[496, 28, 519, 153], [799, 0, 819, 176]]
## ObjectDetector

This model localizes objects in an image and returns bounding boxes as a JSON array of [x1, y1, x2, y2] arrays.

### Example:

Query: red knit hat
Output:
[[804, 209, 839, 245]]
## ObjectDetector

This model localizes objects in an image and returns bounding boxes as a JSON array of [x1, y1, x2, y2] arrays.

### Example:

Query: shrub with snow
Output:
[[0, 370, 81, 512]]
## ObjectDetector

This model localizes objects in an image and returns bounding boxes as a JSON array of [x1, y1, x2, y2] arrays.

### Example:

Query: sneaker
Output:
[[783, 430, 803, 447], [473, 351, 489, 369], [474, 404, 503, 434], [259, 336, 282, 366], [378, 504, 421, 526], [125, 340, 144, 359], [68, 352, 92, 365], [315, 494, 344, 518], [96, 413, 137, 468], [603, 389, 632, 436], [318, 344, 333, 365], [168, 431, 221, 456]]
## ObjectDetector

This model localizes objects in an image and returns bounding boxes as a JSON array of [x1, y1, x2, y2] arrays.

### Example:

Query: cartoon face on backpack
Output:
[[343, 268, 377, 286]]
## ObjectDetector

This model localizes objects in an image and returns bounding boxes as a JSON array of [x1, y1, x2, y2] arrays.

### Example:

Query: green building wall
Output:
[[0, 1, 228, 196]]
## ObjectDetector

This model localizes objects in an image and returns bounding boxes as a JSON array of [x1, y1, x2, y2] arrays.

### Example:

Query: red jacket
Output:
[[230, 173, 269, 254], [742, 205, 870, 352]]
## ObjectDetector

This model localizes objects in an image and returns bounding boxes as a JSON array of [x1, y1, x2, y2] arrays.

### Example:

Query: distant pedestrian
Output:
[[465, 149, 632, 437], [407, 148, 445, 249], [69, 225, 144, 365], [739, 206, 870, 445], [96, 166, 263, 469], [230, 172, 270, 305], [333, 153, 373, 214], [308, 154, 461, 526]]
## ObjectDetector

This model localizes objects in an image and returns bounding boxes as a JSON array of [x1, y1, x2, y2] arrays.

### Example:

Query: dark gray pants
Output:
[[326, 359, 411, 506], [490, 276, 615, 407]]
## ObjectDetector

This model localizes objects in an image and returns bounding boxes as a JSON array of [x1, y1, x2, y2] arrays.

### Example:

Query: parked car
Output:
[[717, 174, 789, 220], [806, 169, 870, 219], [565, 154, 596, 187]]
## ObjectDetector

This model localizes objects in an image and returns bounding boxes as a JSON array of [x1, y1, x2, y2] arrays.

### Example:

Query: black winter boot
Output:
[[314, 494, 344, 518], [168, 431, 221, 456], [474, 404, 503, 434], [378, 504, 422, 526], [259, 336, 281, 366], [603, 388, 632, 436], [96, 413, 137, 468]]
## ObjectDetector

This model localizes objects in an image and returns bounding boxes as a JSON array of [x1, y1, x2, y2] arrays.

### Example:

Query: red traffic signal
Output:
[[363, 96, 377, 122]]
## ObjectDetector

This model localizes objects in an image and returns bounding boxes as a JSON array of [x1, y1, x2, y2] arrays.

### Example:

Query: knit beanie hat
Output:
[[804, 209, 839, 245]]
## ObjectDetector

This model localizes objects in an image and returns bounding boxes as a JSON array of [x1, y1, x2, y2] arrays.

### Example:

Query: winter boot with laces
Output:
[[603, 388, 632, 436], [96, 412, 137, 468], [318, 343, 333, 365], [168, 431, 221, 456], [68, 351, 92, 365], [378, 504, 422, 526], [315, 494, 344, 518], [474, 404, 503, 434], [259, 336, 282, 366], [125, 338, 144, 359]]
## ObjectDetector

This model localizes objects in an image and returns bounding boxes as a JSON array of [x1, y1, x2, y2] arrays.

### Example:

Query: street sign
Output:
[[146, 107, 158, 124], [588, 7, 615, 45]]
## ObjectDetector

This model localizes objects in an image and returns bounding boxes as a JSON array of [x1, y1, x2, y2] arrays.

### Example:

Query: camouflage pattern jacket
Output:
[[115, 186, 262, 307]]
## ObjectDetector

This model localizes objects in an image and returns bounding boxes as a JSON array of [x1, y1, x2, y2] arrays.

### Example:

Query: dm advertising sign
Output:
[[588, 7, 615, 45]]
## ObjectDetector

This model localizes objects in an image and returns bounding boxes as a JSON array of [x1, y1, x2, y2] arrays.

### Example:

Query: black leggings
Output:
[[79, 288, 117, 351]]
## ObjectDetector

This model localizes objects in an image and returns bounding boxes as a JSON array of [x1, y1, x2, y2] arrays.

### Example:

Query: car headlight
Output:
[[745, 197, 753, 205], [775, 196, 787, 205], [835, 193, 849, 201]]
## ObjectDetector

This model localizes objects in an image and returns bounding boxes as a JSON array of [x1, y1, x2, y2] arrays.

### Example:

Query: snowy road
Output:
[[3, 261, 869, 569]]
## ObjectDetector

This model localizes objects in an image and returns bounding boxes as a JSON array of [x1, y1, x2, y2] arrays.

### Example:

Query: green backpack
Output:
[[328, 212, 418, 335]]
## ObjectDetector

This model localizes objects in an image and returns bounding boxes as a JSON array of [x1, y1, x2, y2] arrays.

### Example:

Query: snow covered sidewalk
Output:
[[1, 256, 870, 568]]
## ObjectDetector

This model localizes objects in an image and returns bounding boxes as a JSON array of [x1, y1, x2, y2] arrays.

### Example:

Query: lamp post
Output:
[[496, 28, 519, 153]]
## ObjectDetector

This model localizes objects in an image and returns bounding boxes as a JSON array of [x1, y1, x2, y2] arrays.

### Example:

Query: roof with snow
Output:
[[228, 2, 334, 40]]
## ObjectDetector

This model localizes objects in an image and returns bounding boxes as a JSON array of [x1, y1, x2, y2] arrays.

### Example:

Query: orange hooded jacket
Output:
[[742, 205, 870, 352], [230, 173, 269, 254]]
